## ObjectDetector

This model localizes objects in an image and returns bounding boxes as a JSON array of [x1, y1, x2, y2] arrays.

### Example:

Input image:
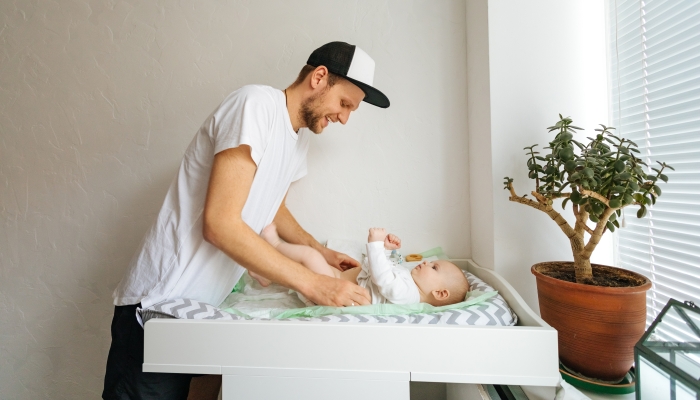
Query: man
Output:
[[103, 41, 390, 399]]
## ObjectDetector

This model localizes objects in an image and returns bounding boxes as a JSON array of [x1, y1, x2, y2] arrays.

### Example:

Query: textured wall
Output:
[[0, 1, 469, 398]]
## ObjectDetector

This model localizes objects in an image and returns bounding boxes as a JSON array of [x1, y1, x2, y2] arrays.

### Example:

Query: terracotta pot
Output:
[[532, 262, 651, 382]]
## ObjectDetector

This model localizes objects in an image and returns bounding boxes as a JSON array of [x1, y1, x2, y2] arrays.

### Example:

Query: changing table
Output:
[[143, 260, 559, 399]]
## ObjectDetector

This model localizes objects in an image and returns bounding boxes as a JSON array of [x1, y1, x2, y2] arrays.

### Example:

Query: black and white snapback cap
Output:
[[307, 41, 390, 108]]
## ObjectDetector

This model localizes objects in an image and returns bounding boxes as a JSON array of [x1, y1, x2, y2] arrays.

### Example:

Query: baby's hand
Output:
[[384, 233, 401, 250], [368, 228, 387, 243]]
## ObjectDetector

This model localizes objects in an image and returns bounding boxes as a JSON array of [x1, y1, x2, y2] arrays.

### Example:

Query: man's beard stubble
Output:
[[299, 90, 327, 134]]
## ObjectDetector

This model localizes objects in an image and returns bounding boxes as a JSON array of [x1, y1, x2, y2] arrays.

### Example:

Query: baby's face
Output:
[[410, 259, 458, 294]]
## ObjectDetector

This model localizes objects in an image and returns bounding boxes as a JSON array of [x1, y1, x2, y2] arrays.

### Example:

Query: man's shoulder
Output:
[[213, 85, 282, 124], [229, 84, 280, 106]]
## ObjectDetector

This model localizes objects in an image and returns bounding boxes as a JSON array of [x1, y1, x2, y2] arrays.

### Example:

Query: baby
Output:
[[258, 224, 469, 306]]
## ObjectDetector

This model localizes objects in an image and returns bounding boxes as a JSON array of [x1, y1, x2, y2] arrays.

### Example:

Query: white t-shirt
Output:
[[113, 85, 311, 309], [357, 242, 421, 304]]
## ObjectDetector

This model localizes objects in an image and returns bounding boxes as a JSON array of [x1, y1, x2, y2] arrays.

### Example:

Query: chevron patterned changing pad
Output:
[[138, 271, 518, 327]]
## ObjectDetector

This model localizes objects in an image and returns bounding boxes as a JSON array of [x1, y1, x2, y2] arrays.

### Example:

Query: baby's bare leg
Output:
[[339, 266, 362, 283], [248, 270, 271, 287], [261, 224, 340, 279]]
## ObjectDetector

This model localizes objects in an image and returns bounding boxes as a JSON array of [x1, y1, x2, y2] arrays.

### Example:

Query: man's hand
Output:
[[384, 233, 401, 250], [318, 246, 361, 271], [303, 274, 371, 307]]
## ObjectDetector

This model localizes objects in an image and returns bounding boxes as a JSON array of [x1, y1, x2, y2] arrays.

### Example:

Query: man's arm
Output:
[[202, 146, 370, 306], [273, 200, 361, 271]]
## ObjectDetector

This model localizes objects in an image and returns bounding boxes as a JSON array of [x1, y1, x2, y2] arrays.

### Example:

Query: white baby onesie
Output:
[[357, 241, 421, 304]]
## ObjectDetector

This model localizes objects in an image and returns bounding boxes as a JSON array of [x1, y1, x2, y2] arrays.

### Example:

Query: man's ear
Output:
[[309, 66, 329, 90], [432, 289, 450, 301]]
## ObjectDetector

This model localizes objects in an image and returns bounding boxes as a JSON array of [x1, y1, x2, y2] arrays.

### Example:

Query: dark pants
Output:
[[103, 304, 193, 400]]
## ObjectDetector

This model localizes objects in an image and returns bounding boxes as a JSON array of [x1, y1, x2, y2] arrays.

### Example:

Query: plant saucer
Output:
[[559, 362, 636, 395]]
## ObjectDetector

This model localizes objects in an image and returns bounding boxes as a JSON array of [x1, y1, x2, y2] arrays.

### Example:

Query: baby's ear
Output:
[[432, 289, 450, 301]]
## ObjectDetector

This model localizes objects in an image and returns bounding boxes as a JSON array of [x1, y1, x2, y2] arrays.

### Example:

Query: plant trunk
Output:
[[573, 254, 593, 284], [570, 234, 593, 283]]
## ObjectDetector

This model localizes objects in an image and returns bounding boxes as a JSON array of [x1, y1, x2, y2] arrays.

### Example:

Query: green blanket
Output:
[[270, 290, 497, 319], [224, 246, 496, 320]]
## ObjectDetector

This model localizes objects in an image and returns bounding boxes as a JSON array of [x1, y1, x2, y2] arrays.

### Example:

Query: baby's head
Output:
[[411, 260, 469, 307]]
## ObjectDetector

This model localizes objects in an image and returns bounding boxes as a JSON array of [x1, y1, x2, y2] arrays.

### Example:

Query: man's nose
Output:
[[338, 110, 350, 125]]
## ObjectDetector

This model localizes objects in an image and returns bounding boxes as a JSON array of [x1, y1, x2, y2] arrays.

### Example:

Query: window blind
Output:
[[608, 0, 700, 339]]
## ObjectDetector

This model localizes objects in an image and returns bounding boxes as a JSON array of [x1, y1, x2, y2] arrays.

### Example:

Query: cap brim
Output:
[[344, 77, 390, 108]]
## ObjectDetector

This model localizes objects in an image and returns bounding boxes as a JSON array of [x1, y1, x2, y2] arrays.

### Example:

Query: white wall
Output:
[[466, 0, 495, 272], [285, 3, 470, 255], [0, 1, 469, 398], [468, 0, 613, 312]]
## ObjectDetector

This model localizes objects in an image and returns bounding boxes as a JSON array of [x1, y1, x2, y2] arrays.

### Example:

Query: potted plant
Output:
[[503, 115, 673, 382]]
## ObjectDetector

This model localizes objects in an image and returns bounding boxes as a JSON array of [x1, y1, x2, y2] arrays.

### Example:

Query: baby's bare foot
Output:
[[261, 223, 281, 247], [248, 270, 271, 287]]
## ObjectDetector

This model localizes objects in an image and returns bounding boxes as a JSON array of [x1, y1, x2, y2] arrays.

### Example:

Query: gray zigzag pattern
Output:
[[154, 299, 182, 314], [493, 306, 506, 325], [390, 315, 406, 323], [170, 299, 193, 317], [445, 310, 461, 325], [185, 302, 210, 319], [148, 297, 516, 325], [465, 310, 483, 325], [477, 305, 496, 325], [142, 270, 518, 326], [151, 299, 237, 321]]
